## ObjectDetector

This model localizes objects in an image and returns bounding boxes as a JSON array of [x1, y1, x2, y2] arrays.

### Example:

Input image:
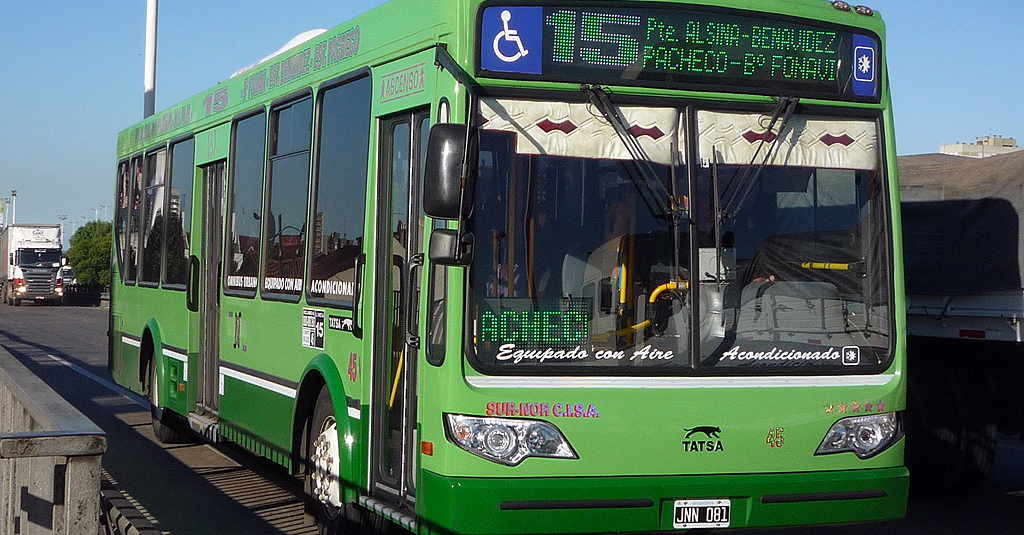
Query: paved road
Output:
[[749, 438, 1024, 534], [0, 302, 315, 535], [1, 303, 1023, 534]]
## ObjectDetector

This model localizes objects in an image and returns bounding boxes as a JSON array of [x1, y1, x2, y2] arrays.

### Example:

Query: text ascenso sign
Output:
[[478, 4, 879, 100]]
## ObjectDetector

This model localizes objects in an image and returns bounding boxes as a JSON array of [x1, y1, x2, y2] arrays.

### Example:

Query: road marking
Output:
[[46, 353, 149, 408]]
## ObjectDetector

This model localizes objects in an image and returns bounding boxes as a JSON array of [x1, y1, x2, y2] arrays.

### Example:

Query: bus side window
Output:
[[263, 95, 312, 298], [226, 111, 267, 294], [308, 74, 372, 309], [426, 221, 447, 366], [140, 147, 167, 286], [164, 138, 195, 288]]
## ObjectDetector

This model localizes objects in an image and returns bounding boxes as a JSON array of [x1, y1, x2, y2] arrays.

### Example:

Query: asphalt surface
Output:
[[0, 301, 315, 535], [2, 302, 1023, 534]]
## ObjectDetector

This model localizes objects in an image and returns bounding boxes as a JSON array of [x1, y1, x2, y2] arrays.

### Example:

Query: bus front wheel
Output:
[[307, 386, 350, 535]]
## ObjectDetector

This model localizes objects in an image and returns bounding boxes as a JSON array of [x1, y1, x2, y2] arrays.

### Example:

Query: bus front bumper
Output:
[[419, 466, 908, 534]]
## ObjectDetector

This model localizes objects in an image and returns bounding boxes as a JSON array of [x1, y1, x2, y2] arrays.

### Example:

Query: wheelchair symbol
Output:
[[492, 9, 529, 63]]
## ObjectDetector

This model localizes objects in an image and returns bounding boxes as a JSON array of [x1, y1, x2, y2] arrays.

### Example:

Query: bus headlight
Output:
[[444, 414, 578, 466], [815, 412, 902, 459]]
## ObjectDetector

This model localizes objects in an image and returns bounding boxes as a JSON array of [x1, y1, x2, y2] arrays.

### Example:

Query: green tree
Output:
[[67, 221, 112, 286]]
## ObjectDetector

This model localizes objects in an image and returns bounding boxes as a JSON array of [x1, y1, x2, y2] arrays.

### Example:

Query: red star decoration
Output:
[[537, 119, 578, 134], [820, 133, 856, 146], [742, 130, 778, 144], [629, 125, 666, 140]]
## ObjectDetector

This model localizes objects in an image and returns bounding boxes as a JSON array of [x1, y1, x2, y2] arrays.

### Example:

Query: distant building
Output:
[[940, 135, 1022, 158]]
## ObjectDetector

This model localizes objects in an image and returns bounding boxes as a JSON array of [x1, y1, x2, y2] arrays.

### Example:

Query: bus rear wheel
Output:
[[149, 363, 189, 444]]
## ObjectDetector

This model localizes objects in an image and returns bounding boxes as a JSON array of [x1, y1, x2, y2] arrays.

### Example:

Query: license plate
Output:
[[673, 499, 731, 529]]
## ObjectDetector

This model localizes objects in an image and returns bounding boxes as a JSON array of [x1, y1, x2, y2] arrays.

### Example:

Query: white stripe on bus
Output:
[[162, 348, 188, 379], [465, 374, 897, 389], [220, 366, 297, 399]]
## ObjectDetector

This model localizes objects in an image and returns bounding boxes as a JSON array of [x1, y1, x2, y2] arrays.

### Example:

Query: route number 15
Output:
[[203, 88, 229, 116], [546, 10, 642, 67]]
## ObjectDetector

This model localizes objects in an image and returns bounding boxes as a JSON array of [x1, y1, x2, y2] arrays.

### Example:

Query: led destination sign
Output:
[[479, 298, 589, 350], [479, 4, 879, 100]]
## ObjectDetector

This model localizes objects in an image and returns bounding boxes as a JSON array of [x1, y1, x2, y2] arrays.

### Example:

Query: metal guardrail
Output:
[[0, 348, 107, 535], [99, 479, 162, 535]]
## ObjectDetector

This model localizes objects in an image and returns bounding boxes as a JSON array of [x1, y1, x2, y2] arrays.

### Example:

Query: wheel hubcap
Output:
[[311, 416, 342, 508]]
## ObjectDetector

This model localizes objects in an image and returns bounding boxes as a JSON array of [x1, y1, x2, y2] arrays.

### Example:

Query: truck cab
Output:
[[1, 225, 64, 306]]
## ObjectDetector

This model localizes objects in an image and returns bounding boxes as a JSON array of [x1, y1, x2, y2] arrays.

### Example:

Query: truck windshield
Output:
[[18, 249, 62, 267], [467, 99, 891, 375]]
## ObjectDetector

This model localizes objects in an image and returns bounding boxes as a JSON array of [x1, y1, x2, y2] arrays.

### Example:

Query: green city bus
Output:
[[110, 0, 908, 532]]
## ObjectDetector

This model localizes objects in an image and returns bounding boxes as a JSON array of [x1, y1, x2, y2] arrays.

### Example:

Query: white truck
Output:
[[900, 150, 1024, 494], [0, 224, 64, 306]]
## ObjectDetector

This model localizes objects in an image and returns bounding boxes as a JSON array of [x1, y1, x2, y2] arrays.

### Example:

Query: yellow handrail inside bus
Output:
[[800, 262, 850, 271], [590, 280, 691, 341], [648, 281, 689, 303], [619, 264, 627, 305], [618, 320, 651, 337], [389, 350, 404, 408]]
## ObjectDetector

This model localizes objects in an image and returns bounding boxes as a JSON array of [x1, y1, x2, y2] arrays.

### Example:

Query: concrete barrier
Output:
[[0, 348, 106, 535]]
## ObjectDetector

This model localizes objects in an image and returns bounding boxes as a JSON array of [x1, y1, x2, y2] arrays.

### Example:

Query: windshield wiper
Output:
[[580, 84, 683, 225], [721, 96, 799, 218]]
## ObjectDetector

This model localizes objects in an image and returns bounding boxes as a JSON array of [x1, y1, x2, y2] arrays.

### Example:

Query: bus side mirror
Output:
[[429, 229, 474, 267], [423, 123, 476, 220]]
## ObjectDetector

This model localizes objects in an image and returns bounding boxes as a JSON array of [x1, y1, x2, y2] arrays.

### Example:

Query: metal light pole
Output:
[[10, 190, 16, 225], [144, 0, 159, 118], [58, 215, 67, 248]]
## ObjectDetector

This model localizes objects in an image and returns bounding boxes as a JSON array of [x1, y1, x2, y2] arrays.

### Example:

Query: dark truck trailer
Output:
[[900, 150, 1024, 494]]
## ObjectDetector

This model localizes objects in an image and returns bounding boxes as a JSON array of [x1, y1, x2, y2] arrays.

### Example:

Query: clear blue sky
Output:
[[1, 0, 1021, 233]]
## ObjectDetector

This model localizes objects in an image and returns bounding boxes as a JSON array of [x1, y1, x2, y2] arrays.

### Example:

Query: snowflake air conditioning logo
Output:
[[852, 34, 877, 98], [858, 54, 872, 77], [842, 346, 861, 366]]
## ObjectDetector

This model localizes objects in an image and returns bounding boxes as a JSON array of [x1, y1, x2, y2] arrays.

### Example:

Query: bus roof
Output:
[[116, 0, 887, 157]]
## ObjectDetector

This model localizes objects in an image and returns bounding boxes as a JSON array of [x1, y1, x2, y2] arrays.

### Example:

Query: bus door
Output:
[[370, 110, 430, 505], [196, 161, 225, 424]]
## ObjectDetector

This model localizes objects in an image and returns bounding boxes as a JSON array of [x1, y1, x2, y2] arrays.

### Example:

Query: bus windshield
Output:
[[468, 99, 891, 375]]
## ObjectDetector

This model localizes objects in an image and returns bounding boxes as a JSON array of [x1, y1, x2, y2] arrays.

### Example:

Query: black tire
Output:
[[905, 364, 998, 495], [150, 363, 189, 444], [307, 386, 349, 535], [307, 387, 400, 534]]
